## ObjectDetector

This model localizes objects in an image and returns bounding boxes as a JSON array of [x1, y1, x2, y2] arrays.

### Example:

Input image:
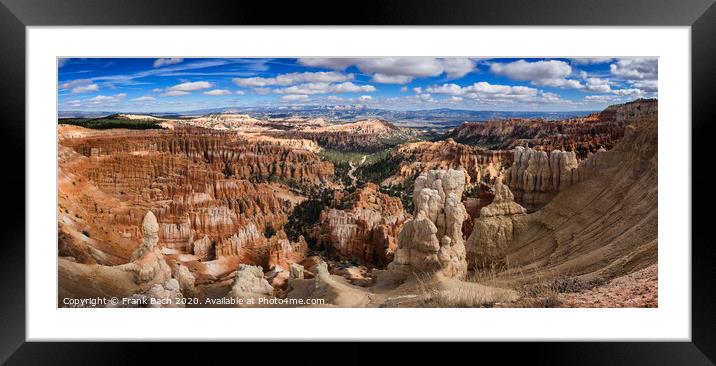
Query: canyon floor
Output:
[[57, 99, 658, 308]]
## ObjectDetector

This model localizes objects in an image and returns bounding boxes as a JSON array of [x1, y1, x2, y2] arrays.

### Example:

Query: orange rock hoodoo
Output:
[[313, 183, 409, 266], [57, 128, 319, 270], [384, 139, 511, 185]]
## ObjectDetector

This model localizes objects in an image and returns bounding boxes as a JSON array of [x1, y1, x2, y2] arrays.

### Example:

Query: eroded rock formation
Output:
[[107, 279, 185, 308], [448, 99, 656, 158], [58, 127, 319, 271], [58, 211, 174, 302], [228, 264, 275, 301], [461, 182, 496, 237], [119, 211, 173, 284], [192, 235, 213, 261], [387, 169, 469, 278], [382, 139, 509, 186], [499, 101, 658, 285], [314, 183, 408, 265], [506, 141, 617, 210], [266, 231, 308, 270], [466, 182, 527, 269], [273, 119, 416, 152]]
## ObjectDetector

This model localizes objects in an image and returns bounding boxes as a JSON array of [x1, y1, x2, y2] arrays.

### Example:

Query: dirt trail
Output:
[[347, 155, 367, 187]]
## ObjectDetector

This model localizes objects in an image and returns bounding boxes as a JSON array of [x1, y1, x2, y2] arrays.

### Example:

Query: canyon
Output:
[[446, 98, 656, 158], [58, 98, 658, 308]]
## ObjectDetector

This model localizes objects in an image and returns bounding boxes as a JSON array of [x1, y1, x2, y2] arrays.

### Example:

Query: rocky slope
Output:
[[312, 183, 408, 266], [557, 264, 657, 308], [175, 115, 418, 152], [59, 211, 174, 301], [495, 102, 658, 286], [504, 99, 658, 210], [57, 98, 658, 308], [381, 139, 510, 186], [448, 99, 656, 158], [58, 126, 319, 271], [273, 119, 418, 152]]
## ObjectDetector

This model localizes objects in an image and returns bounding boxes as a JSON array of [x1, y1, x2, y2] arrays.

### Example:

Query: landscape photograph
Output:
[[57, 57, 658, 308]]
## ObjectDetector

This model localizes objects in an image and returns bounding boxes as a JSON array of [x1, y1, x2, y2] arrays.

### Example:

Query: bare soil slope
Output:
[[498, 114, 657, 287]]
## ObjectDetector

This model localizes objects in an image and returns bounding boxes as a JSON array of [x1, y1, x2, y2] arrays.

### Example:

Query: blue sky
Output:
[[58, 57, 657, 113]]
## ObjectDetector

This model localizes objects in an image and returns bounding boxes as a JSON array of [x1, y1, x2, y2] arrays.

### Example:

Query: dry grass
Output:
[[406, 254, 602, 308], [464, 259, 596, 308], [414, 272, 518, 308]]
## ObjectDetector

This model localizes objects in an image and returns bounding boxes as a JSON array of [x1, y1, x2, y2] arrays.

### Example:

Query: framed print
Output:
[[1, 0, 715, 363]]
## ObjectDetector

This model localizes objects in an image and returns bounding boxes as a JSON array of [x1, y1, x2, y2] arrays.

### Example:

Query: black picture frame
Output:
[[1, 0, 714, 364]]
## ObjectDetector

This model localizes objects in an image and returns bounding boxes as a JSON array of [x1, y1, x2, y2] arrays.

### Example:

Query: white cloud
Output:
[[298, 57, 477, 84], [570, 58, 614, 65], [331, 82, 376, 93], [417, 93, 436, 102], [203, 89, 231, 96], [584, 95, 618, 102], [545, 79, 584, 89], [253, 88, 271, 95], [71, 83, 99, 94], [273, 83, 329, 95], [490, 59, 583, 89], [152, 88, 163, 93], [426, 82, 539, 98], [87, 93, 127, 105], [162, 90, 190, 97], [630, 79, 658, 92], [233, 71, 353, 87], [167, 81, 213, 92], [235, 90, 245, 95], [67, 99, 81, 107], [425, 83, 464, 95], [584, 78, 612, 93], [400, 86, 408, 92], [442, 58, 477, 78], [60, 79, 92, 89], [274, 82, 375, 95], [539, 92, 565, 102], [358, 95, 372, 101], [327, 95, 342, 101], [371, 73, 414, 84], [357, 58, 439, 77], [296, 58, 356, 70], [465, 82, 540, 98], [281, 94, 309, 102], [610, 58, 657, 80], [491, 59, 570, 82], [153, 58, 184, 68], [131, 96, 156, 102], [420, 81, 570, 105], [612, 88, 645, 97]]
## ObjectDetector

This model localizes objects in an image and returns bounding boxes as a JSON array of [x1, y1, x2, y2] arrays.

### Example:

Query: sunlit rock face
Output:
[[382, 139, 510, 187], [314, 183, 408, 266], [57, 128, 322, 269], [388, 169, 468, 278], [466, 182, 527, 269], [502, 99, 658, 211], [447, 101, 656, 157]]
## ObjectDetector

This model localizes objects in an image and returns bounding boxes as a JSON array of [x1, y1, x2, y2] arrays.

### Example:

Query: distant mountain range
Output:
[[59, 105, 598, 129]]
